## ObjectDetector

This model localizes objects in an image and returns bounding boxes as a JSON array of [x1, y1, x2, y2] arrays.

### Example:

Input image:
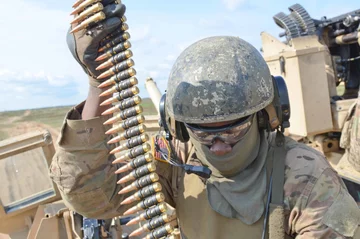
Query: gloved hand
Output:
[[67, 1, 126, 87]]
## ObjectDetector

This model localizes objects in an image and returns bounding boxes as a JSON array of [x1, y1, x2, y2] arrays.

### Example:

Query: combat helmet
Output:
[[166, 36, 274, 124]]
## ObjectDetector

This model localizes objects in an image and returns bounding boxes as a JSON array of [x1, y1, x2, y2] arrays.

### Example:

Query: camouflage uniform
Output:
[[50, 102, 360, 238]]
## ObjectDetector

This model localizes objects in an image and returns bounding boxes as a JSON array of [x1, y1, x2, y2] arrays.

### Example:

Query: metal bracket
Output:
[[82, 218, 101, 239]]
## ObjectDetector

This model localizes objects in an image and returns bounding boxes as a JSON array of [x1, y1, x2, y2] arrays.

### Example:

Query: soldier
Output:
[[50, 2, 360, 238]]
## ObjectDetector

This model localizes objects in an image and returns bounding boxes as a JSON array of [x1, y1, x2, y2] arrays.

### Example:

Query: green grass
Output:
[[140, 98, 157, 115], [0, 98, 157, 132], [337, 84, 345, 96], [16, 106, 73, 130], [0, 130, 9, 141]]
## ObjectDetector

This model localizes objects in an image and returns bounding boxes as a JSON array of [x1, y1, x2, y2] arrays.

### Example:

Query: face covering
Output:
[[188, 116, 269, 224]]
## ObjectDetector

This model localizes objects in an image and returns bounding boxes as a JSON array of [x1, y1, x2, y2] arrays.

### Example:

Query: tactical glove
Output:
[[67, 1, 126, 87]]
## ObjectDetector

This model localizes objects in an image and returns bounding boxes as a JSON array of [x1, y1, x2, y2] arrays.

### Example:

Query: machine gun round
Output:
[[69, 1, 178, 237]]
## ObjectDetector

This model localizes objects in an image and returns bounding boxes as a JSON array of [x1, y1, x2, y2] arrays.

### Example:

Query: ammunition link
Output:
[[130, 153, 153, 169], [115, 77, 138, 91], [71, 2, 176, 236], [116, 86, 139, 101], [139, 192, 165, 210], [131, 162, 156, 179], [135, 173, 160, 189], [101, 33, 131, 52], [120, 124, 146, 139], [121, 114, 144, 130], [111, 59, 134, 74], [116, 95, 141, 111], [125, 143, 151, 160], [137, 182, 162, 200], [144, 214, 168, 231], [145, 223, 174, 239], [142, 203, 168, 220], [112, 68, 137, 83], [107, 40, 131, 56]]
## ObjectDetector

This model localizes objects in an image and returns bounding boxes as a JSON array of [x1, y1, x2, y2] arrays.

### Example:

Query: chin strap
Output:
[[267, 130, 287, 239]]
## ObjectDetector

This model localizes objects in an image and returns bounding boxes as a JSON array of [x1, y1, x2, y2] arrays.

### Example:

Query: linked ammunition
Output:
[[99, 32, 131, 52], [104, 106, 143, 126], [70, 0, 101, 15], [98, 68, 137, 89], [110, 133, 149, 154], [102, 95, 141, 116], [100, 86, 139, 106], [121, 182, 162, 205], [118, 173, 159, 194], [96, 49, 133, 70], [106, 114, 145, 135], [123, 192, 165, 215], [113, 143, 151, 164], [71, 2, 103, 24], [95, 40, 131, 61], [97, 59, 135, 79], [70, 12, 106, 33], [164, 235, 178, 239], [142, 222, 175, 239], [129, 213, 176, 237], [102, 26, 128, 44], [99, 77, 138, 96], [126, 202, 167, 225], [116, 153, 153, 174], [108, 124, 147, 144], [72, 0, 85, 8], [117, 162, 156, 184]]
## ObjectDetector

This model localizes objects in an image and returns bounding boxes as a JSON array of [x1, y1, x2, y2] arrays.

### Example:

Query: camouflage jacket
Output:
[[50, 103, 360, 238]]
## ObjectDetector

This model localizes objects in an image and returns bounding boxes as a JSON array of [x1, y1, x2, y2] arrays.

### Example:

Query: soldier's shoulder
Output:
[[281, 137, 360, 237], [281, 136, 340, 206], [283, 137, 332, 180]]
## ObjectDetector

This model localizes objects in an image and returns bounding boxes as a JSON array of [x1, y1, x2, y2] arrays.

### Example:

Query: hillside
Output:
[[0, 98, 157, 142]]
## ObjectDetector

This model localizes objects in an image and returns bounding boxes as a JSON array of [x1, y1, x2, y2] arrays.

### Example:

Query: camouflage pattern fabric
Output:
[[340, 100, 360, 172], [50, 103, 360, 238]]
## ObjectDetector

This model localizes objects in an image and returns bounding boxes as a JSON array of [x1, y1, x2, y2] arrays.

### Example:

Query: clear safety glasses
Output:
[[185, 114, 254, 145]]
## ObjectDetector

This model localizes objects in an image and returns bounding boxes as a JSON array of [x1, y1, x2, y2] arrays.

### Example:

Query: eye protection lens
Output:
[[185, 115, 254, 145]]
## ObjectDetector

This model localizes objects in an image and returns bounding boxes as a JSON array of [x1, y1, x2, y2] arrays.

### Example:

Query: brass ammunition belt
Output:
[[70, 1, 178, 238]]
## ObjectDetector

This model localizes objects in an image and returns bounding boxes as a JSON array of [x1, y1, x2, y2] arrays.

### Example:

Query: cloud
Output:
[[221, 0, 247, 11], [0, 69, 71, 87]]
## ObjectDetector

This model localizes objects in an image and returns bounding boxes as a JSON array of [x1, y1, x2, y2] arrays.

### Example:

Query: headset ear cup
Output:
[[175, 121, 190, 142]]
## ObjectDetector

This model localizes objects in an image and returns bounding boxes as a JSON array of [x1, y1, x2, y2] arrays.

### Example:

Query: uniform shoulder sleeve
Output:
[[283, 143, 360, 238], [50, 102, 129, 219]]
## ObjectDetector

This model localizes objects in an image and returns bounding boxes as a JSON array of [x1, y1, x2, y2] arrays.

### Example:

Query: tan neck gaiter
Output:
[[189, 117, 269, 224]]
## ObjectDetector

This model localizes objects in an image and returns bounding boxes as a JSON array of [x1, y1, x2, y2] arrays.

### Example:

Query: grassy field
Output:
[[0, 98, 157, 141]]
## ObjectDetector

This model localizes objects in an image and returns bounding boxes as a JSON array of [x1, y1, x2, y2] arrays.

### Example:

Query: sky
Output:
[[0, 0, 358, 111]]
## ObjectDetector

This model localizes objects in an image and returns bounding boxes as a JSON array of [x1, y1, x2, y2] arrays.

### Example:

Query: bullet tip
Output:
[[129, 229, 142, 237], [98, 81, 109, 88], [104, 119, 112, 126], [98, 91, 107, 97], [123, 207, 136, 216], [101, 109, 113, 116], [125, 218, 138, 226], [97, 72, 107, 80], [113, 157, 125, 165], [106, 128, 116, 135], [95, 55, 107, 62]]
